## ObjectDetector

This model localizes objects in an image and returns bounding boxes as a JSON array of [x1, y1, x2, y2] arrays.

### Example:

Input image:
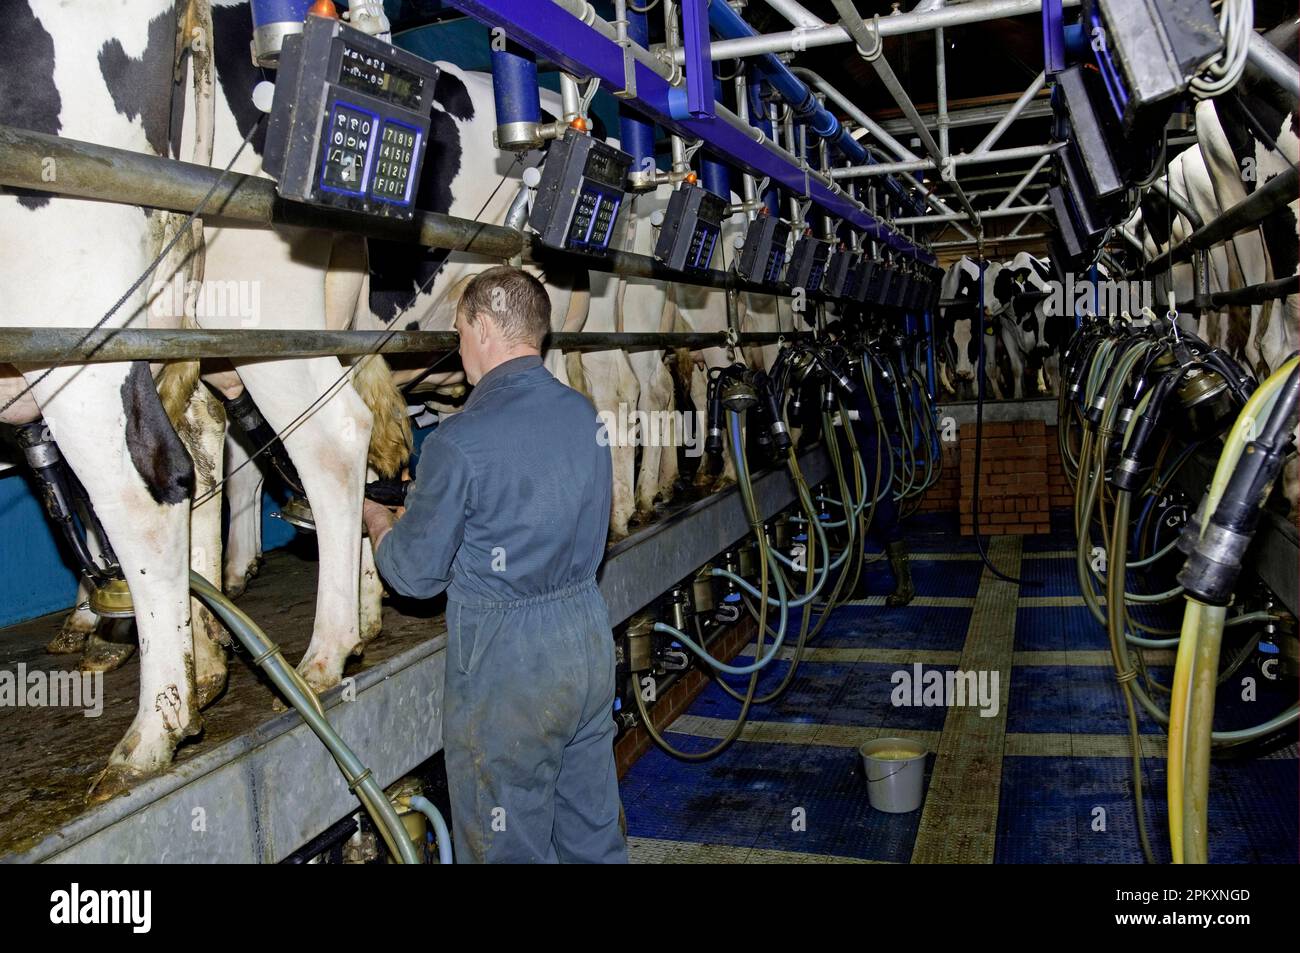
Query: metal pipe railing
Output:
[[894, 204, 1050, 226], [1131, 164, 1299, 280], [829, 0, 980, 223], [671, 0, 1080, 62], [0, 328, 808, 364], [971, 72, 1046, 156], [1192, 274, 1300, 310], [829, 143, 1061, 179], [0, 123, 885, 299], [0, 125, 523, 260]]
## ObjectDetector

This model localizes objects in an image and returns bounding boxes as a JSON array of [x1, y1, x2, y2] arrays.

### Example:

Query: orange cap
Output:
[[308, 0, 339, 19], [685, 171, 698, 185], [569, 116, 589, 132]]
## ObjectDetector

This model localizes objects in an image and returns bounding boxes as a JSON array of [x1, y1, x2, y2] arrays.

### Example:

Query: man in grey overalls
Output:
[[364, 266, 627, 864]]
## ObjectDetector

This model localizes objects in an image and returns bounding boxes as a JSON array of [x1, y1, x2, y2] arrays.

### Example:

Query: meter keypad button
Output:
[[322, 104, 374, 195]]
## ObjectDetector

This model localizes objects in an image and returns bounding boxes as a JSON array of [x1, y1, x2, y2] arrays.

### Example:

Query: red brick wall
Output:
[[1044, 424, 1074, 510], [958, 421, 1051, 535], [916, 440, 962, 513], [614, 616, 755, 779]]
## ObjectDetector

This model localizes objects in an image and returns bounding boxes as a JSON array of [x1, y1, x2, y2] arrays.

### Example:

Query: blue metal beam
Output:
[[681, 0, 716, 119], [445, 0, 931, 261]]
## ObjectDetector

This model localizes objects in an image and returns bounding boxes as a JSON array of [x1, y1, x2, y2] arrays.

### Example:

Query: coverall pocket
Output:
[[453, 604, 501, 676]]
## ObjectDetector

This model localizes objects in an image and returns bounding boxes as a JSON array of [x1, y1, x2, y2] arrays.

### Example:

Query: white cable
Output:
[[1190, 0, 1253, 99]]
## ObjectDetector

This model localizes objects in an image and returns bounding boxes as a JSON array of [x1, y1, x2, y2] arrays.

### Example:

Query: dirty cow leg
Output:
[[177, 383, 230, 708], [582, 349, 638, 540], [222, 426, 265, 598], [24, 363, 201, 800], [234, 357, 371, 693], [48, 580, 99, 655]]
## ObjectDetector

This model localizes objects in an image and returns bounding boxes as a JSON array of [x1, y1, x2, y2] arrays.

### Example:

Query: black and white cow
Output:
[[0, 0, 229, 798], [937, 256, 1007, 399], [991, 252, 1068, 396]]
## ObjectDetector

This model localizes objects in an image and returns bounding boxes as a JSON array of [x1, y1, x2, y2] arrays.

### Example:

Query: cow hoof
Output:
[[46, 625, 90, 656], [195, 668, 228, 709], [223, 556, 264, 598], [86, 765, 142, 804], [80, 635, 135, 674], [296, 653, 346, 695], [632, 506, 655, 527]]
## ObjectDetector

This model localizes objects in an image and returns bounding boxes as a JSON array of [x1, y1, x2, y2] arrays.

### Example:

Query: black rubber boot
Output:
[[885, 540, 915, 607]]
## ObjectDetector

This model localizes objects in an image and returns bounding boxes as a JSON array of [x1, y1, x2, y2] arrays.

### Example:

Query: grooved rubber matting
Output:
[[620, 510, 1298, 864]]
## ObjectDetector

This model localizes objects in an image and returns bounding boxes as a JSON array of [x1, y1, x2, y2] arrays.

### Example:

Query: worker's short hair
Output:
[[458, 265, 551, 349]]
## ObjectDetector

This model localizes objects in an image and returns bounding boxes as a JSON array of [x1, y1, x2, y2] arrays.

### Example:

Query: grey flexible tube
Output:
[[408, 794, 454, 865], [189, 571, 421, 865]]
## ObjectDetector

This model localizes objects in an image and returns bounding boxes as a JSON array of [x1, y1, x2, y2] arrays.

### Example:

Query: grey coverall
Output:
[[374, 355, 627, 864]]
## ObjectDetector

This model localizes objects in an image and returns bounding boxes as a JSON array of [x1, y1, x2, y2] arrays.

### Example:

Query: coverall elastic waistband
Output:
[[452, 577, 600, 611]]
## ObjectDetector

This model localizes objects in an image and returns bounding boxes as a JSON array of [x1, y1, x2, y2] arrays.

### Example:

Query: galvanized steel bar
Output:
[[0, 125, 524, 260], [0, 327, 807, 363], [673, 0, 1080, 62]]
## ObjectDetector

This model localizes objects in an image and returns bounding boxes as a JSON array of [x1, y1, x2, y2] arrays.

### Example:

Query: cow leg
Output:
[[22, 363, 201, 800], [177, 383, 229, 708], [222, 425, 264, 597], [983, 333, 1006, 400], [1000, 325, 1026, 400], [359, 468, 383, 646], [234, 357, 372, 693], [581, 349, 637, 540], [48, 581, 98, 655], [630, 351, 672, 523]]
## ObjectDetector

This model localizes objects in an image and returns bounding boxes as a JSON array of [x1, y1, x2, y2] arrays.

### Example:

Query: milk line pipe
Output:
[[465, 0, 931, 256], [634, 411, 773, 760], [188, 572, 423, 865]]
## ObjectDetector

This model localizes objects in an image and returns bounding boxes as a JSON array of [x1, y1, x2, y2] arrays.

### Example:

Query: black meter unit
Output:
[[736, 215, 791, 286], [654, 186, 728, 273], [823, 247, 854, 298], [848, 256, 876, 304], [786, 236, 830, 294], [529, 127, 632, 254], [263, 15, 437, 220]]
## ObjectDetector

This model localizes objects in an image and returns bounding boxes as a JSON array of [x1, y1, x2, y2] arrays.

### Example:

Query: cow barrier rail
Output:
[[0, 328, 807, 363], [0, 123, 902, 306]]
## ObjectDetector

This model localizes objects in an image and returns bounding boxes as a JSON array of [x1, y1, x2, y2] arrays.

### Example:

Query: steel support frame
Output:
[[448, 0, 931, 260], [672, 0, 1081, 62]]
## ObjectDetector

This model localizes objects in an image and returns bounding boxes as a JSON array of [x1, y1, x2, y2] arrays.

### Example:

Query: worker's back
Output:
[[433, 356, 612, 604]]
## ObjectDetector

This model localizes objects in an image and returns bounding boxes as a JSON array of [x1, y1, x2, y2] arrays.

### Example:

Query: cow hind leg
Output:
[[24, 364, 202, 802], [177, 383, 229, 708], [235, 358, 371, 694], [221, 425, 264, 597]]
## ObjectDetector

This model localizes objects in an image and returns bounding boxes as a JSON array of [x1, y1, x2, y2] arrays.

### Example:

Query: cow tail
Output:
[[157, 0, 214, 430], [353, 353, 412, 479]]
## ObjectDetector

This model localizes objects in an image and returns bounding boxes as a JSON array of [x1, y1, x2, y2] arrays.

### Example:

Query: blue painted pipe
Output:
[[249, 0, 311, 65], [700, 73, 731, 198], [707, 0, 921, 215], [619, 8, 657, 176], [746, 81, 781, 214], [491, 39, 541, 127]]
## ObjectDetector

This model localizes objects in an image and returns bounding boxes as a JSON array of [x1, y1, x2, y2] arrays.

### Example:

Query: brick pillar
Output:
[[959, 421, 1051, 535]]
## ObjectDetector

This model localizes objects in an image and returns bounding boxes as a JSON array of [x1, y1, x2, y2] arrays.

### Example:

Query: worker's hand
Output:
[[362, 498, 396, 542]]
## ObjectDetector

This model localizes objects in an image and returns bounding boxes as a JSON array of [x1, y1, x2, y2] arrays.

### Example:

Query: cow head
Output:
[[938, 257, 985, 383]]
